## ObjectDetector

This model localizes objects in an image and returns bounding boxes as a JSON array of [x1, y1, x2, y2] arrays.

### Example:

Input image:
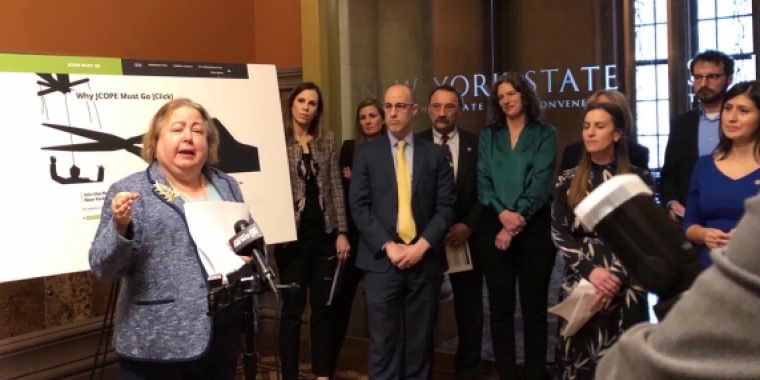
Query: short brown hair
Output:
[[141, 98, 219, 165], [489, 72, 542, 124], [586, 90, 634, 137], [429, 84, 463, 107]]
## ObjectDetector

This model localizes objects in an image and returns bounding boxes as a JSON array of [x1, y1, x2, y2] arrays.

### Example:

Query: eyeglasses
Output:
[[383, 103, 415, 111], [429, 103, 458, 111], [692, 74, 725, 83]]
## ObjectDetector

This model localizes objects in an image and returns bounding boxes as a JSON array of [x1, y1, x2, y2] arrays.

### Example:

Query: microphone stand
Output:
[[90, 257, 298, 380], [242, 273, 258, 380], [208, 264, 298, 380], [89, 281, 119, 380]]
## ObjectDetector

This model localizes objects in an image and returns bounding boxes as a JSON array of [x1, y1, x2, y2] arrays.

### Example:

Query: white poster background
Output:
[[0, 63, 295, 283]]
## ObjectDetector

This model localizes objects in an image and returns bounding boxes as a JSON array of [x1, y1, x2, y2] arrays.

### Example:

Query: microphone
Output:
[[230, 220, 278, 293], [574, 174, 702, 319]]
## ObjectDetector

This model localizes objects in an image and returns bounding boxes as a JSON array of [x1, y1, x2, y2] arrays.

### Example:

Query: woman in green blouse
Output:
[[476, 72, 558, 380]]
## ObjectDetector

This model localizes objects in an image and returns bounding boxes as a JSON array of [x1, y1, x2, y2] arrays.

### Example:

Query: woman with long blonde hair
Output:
[[329, 98, 385, 373]]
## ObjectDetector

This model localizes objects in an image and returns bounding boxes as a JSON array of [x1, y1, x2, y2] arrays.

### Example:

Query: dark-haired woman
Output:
[[278, 82, 350, 380], [683, 80, 760, 268], [476, 72, 557, 379], [551, 102, 653, 380]]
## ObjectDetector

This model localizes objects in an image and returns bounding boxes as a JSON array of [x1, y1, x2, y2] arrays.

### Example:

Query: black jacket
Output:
[[558, 137, 650, 173], [659, 108, 701, 207], [417, 128, 482, 233]]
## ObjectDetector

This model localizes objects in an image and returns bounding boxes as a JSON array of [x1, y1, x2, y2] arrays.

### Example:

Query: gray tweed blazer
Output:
[[89, 161, 248, 361], [284, 130, 348, 233]]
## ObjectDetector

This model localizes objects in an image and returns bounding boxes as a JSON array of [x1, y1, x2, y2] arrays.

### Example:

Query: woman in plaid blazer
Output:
[[277, 82, 349, 380]]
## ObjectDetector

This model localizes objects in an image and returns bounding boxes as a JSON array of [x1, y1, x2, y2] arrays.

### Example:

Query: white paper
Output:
[[445, 242, 473, 274], [327, 258, 345, 306], [548, 279, 597, 337], [0, 61, 297, 284], [184, 200, 250, 282]]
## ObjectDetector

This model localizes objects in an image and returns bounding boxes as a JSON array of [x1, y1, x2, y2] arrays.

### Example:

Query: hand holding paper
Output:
[[548, 279, 597, 337], [445, 242, 473, 274], [184, 200, 251, 282]]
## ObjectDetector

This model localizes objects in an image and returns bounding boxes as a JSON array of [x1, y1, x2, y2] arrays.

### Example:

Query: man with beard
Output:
[[660, 50, 734, 222], [418, 85, 483, 380]]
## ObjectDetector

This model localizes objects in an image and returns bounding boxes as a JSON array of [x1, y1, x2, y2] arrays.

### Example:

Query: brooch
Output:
[[153, 181, 181, 202]]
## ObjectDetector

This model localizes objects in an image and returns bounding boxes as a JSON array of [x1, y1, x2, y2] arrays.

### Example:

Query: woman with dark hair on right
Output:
[[330, 98, 385, 372], [596, 84, 760, 378], [682, 80, 760, 268], [551, 102, 653, 380], [477, 72, 558, 379]]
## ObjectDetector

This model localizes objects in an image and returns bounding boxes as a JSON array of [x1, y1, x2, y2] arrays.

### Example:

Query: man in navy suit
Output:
[[349, 84, 456, 380]]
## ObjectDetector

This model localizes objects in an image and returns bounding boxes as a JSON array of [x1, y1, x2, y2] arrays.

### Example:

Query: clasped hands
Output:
[[494, 210, 526, 251], [588, 267, 622, 313], [386, 239, 430, 270], [444, 223, 472, 248]]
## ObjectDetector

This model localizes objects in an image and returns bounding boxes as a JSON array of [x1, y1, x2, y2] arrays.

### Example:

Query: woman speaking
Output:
[[89, 99, 251, 380]]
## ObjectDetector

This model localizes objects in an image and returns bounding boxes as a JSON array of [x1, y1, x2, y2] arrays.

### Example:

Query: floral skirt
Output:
[[557, 286, 649, 380]]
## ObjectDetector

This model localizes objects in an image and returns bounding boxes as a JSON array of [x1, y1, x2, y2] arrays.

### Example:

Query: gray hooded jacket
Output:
[[596, 190, 760, 379]]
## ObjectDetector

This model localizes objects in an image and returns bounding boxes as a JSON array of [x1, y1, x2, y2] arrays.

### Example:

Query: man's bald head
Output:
[[383, 84, 418, 138], [385, 84, 415, 104]]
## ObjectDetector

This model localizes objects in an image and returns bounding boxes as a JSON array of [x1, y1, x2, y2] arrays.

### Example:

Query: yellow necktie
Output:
[[397, 139, 416, 243]]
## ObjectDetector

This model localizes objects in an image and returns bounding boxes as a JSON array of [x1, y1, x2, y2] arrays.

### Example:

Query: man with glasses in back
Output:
[[418, 84, 484, 380], [660, 50, 734, 222], [349, 84, 456, 380]]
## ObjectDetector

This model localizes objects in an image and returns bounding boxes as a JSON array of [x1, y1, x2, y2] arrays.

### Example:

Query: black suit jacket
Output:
[[349, 133, 456, 277], [559, 138, 650, 173], [416, 128, 482, 233], [660, 108, 700, 207]]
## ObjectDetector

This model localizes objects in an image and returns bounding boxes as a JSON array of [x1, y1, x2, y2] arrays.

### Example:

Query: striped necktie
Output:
[[441, 134, 455, 181], [441, 134, 453, 170]]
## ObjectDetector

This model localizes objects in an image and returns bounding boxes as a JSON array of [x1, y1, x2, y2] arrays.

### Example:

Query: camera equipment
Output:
[[90, 220, 297, 380], [574, 174, 703, 320], [206, 220, 298, 380]]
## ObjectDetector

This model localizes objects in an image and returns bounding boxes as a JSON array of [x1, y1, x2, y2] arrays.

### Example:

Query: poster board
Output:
[[0, 53, 295, 283]]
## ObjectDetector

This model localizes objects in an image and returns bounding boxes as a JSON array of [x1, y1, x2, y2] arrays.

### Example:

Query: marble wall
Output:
[[0, 272, 113, 339]]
